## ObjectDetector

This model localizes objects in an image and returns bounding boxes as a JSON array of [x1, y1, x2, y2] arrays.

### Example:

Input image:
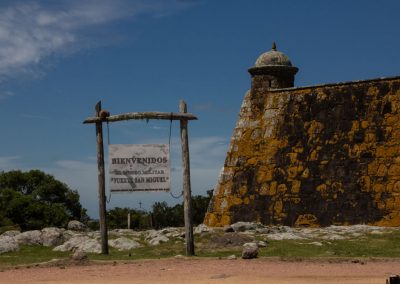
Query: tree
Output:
[[0, 170, 88, 230]]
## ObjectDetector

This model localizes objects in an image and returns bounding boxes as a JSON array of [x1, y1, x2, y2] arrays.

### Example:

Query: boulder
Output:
[[1, 230, 20, 238], [241, 242, 259, 259], [53, 235, 101, 253], [109, 237, 141, 251], [41, 227, 64, 247], [230, 222, 260, 232], [0, 236, 19, 254], [148, 235, 169, 246], [194, 224, 211, 234], [15, 230, 42, 245], [67, 220, 87, 232]]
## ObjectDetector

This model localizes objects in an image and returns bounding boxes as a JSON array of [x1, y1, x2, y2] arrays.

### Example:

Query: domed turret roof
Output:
[[254, 42, 293, 67]]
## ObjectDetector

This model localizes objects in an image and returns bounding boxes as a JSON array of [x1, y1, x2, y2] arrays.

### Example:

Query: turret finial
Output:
[[272, 42, 277, 51]]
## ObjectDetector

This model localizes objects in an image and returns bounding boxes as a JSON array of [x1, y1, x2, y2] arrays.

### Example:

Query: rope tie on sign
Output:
[[168, 112, 183, 199], [106, 121, 112, 203], [106, 121, 111, 145]]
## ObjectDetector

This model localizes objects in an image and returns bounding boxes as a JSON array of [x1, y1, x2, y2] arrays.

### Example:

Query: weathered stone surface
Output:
[[67, 220, 87, 231], [194, 224, 212, 234], [0, 230, 20, 238], [241, 242, 259, 259], [15, 230, 42, 245], [205, 73, 400, 227], [148, 235, 169, 246], [0, 236, 19, 254], [230, 222, 260, 232], [109, 237, 141, 251], [41, 227, 64, 247], [53, 235, 101, 253]]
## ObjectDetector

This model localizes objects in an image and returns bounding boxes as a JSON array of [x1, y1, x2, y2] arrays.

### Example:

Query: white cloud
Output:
[[0, 0, 192, 79]]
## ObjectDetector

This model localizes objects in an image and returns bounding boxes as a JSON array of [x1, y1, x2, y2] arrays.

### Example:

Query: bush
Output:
[[0, 170, 88, 230]]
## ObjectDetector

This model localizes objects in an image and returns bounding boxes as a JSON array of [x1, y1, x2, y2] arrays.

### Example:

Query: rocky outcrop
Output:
[[54, 235, 101, 253], [109, 237, 141, 251], [67, 220, 87, 232], [0, 223, 397, 255], [0, 236, 19, 254]]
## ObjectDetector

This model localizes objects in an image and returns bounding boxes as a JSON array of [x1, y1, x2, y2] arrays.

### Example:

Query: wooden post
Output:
[[95, 101, 108, 254], [127, 213, 131, 230], [179, 100, 195, 256]]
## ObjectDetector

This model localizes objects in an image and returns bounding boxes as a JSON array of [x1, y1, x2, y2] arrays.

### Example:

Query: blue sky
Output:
[[0, 0, 399, 217]]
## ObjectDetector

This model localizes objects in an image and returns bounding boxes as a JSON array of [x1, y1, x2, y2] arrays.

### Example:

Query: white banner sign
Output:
[[109, 144, 170, 192]]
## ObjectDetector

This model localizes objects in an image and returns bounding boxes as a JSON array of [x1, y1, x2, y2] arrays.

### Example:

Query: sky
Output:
[[0, 0, 399, 218]]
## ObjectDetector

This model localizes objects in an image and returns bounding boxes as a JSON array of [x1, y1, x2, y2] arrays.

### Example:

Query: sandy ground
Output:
[[1, 258, 399, 284]]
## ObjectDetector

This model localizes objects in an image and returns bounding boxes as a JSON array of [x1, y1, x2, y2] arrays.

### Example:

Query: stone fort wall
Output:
[[204, 76, 400, 227]]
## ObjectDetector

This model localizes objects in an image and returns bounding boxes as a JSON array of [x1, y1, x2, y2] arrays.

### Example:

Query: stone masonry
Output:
[[204, 43, 400, 227]]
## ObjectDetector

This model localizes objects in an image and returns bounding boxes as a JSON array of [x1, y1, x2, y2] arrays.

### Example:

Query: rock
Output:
[[71, 250, 88, 261], [144, 229, 159, 240], [227, 254, 237, 260], [230, 222, 260, 232], [309, 241, 323, 246], [67, 220, 87, 232], [15, 230, 42, 245], [242, 242, 259, 259], [257, 241, 267, 247], [194, 224, 211, 234], [109, 237, 141, 251], [224, 226, 234, 232], [1, 230, 20, 238], [0, 236, 19, 254], [174, 254, 185, 259], [148, 235, 169, 246], [41, 227, 64, 247], [53, 236, 101, 253]]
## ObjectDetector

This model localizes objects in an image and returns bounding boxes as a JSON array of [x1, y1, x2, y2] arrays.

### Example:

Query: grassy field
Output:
[[1, 229, 400, 267]]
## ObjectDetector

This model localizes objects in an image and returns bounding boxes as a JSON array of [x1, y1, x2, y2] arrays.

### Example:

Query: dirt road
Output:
[[1, 258, 399, 284]]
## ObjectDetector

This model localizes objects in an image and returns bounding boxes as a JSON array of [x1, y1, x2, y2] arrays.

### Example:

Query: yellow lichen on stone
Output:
[[351, 120, 359, 131], [294, 214, 319, 227], [203, 213, 218, 227], [301, 168, 310, 178], [291, 180, 301, 194], [316, 184, 328, 197], [247, 157, 258, 166], [361, 120, 369, 129], [373, 183, 385, 193], [377, 164, 387, 177], [256, 166, 274, 183], [238, 185, 247, 196], [220, 214, 231, 226], [310, 150, 318, 161], [277, 184, 287, 193], [274, 200, 283, 214], [287, 166, 298, 178]]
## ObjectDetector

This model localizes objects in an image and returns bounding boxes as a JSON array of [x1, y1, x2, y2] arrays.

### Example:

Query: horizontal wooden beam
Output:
[[83, 111, 198, 124]]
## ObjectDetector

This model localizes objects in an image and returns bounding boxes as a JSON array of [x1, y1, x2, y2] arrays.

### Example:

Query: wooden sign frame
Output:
[[83, 100, 197, 256]]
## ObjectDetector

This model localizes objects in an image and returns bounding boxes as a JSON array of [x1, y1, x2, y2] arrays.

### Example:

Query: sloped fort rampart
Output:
[[204, 43, 400, 227]]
